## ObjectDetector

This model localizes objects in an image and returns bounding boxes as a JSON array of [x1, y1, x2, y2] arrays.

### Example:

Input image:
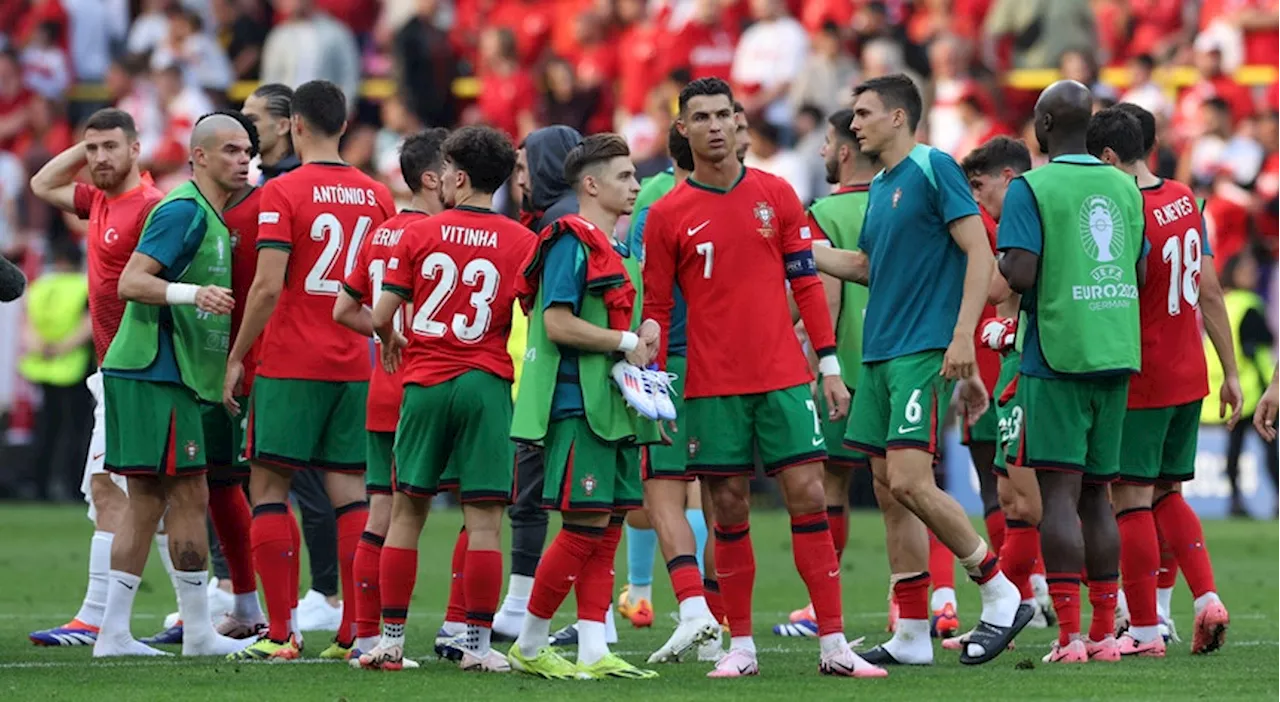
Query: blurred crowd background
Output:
[[0, 0, 1276, 515]]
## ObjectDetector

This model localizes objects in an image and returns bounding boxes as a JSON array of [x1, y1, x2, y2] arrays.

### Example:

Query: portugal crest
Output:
[[581, 474, 597, 496], [687, 437, 700, 459], [185, 440, 200, 459], [753, 201, 775, 238]]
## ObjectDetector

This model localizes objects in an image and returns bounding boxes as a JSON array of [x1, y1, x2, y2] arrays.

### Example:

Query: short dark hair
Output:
[[1131, 54, 1156, 72], [667, 121, 693, 171], [83, 108, 138, 142], [291, 80, 347, 138], [733, 100, 745, 115], [400, 127, 449, 194], [1086, 107, 1145, 164], [960, 136, 1032, 177], [852, 74, 923, 131], [564, 133, 631, 189], [679, 77, 734, 114], [1114, 102, 1157, 156], [251, 83, 294, 120], [1202, 96, 1231, 116], [442, 126, 516, 194], [196, 110, 260, 158], [828, 108, 855, 143], [798, 103, 824, 125], [750, 121, 781, 147]]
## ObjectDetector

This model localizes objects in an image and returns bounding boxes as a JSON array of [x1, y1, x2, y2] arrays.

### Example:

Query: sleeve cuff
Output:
[[256, 240, 292, 252], [341, 283, 365, 300], [382, 283, 412, 300]]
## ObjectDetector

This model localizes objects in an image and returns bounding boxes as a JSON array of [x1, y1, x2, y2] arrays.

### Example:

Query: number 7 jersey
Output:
[[1129, 179, 1213, 409], [384, 205, 537, 386], [256, 162, 396, 381]]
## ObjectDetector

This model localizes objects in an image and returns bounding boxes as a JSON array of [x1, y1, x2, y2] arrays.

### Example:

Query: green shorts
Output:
[[393, 371, 513, 502], [993, 353, 1021, 475], [103, 375, 208, 478], [1118, 401, 1203, 483], [962, 391, 999, 445], [819, 384, 868, 469], [845, 351, 953, 458], [203, 399, 249, 485], [541, 416, 642, 512], [248, 377, 368, 472], [1008, 373, 1129, 484], [367, 431, 394, 495], [684, 384, 826, 477], [643, 355, 689, 481]]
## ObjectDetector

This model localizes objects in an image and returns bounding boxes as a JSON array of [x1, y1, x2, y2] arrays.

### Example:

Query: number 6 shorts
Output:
[[845, 350, 953, 458]]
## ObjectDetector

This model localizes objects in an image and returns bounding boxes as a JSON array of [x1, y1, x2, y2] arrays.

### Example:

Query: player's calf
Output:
[[89, 474, 128, 533]]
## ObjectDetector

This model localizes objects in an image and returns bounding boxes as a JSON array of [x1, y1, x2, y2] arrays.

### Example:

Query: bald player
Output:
[[91, 114, 254, 658], [998, 82, 1148, 663]]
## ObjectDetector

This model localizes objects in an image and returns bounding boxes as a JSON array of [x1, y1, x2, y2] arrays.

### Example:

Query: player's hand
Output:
[[381, 331, 407, 374], [658, 420, 678, 446], [942, 333, 976, 379], [822, 374, 850, 421], [638, 318, 661, 346], [1254, 379, 1278, 441], [956, 375, 989, 426], [625, 336, 654, 368], [1219, 374, 1244, 430], [223, 359, 244, 415], [979, 317, 1016, 351], [195, 285, 234, 315]]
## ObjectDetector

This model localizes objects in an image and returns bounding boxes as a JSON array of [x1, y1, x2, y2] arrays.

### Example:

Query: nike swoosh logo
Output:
[[687, 220, 711, 237], [896, 425, 920, 435], [738, 665, 754, 674], [828, 570, 840, 578], [91, 453, 104, 461], [116, 580, 134, 590], [179, 578, 203, 587], [812, 436, 824, 446]]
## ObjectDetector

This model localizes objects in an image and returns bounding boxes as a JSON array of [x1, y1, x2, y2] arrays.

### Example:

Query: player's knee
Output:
[[365, 495, 393, 536], [167, 476, 210, 513], [709, 487, 749, 526], [887, 472, 925, 508], [90, 476, 127, 528], [784, 478, 826, 516]]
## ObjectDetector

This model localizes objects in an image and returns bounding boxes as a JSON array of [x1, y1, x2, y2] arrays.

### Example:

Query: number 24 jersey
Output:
[[256, 162, 396, 382]]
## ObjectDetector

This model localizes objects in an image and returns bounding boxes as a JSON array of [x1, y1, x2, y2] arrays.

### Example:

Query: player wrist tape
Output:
[[617, 331, 639, 353], [165, 283, 200, 306], [818, 355, 841, 378]]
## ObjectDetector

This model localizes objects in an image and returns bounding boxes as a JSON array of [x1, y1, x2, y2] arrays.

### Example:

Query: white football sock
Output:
[[74, 530, 113, 628], [290, 607, 300, 639], [819, 632, 848, 656], [516, 613, 552, 659], [1193, 592, 1221, 615], [175, 571, 213, 644], [503, 574, 534, 607], [233, 592, 262, 621], [1129, 624, 1161, 643], [605, 604, 618, 644], [465, 623, 492, 656], [976, 571, 1019, 628], [153, 533, 181, 609], [729, 636, 757, 654], [381, 621, 405, 648], [931, 587, 957, 611], [678, 595, 713, 622], [100, 570, 141, 643], [356, 635, 379, 652], [630, 584, 653, 603], [883, 619, 932, 663], [576, 620, 609, 666], [1156, 587, 1173, 618], [441, 621, 466, 636]]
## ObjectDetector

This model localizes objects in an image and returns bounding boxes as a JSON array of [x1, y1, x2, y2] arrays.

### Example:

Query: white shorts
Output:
[[82, 370, 127, 521]]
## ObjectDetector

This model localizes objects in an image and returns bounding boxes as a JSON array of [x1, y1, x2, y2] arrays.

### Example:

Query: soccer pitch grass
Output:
[[1, 504, 1276, 701]]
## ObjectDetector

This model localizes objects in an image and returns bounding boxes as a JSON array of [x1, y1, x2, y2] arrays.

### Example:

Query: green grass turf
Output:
[[1, 504, 1276, 700]]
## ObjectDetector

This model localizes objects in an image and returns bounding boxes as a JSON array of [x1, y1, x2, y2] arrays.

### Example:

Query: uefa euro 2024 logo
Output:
[[1079, 195, 1125, 283]]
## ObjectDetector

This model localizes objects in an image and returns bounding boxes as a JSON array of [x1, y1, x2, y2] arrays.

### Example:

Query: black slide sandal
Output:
[[958, 604, 1035, 665], [857, 645, 903, 666]]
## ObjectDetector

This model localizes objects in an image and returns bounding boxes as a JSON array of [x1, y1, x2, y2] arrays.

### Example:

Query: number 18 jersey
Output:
[[1129, 179, 1212, 409], [256, 162, 396, 381], [384, 206, 536, 387]]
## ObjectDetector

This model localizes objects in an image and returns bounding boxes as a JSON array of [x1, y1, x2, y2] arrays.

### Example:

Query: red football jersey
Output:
[[1130, 180, 1211, 409], [224, 187, 262, 394], [75, 178, 164, 362], [384, 206, 536, 387], [643, 168, 821, 398], [343, 209, 430, 432], [255, 163, 396, 382], [973, 209, 1000, 396]]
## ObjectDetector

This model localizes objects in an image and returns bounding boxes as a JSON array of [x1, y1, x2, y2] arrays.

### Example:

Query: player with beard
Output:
[[28, 108, 169, 647], [334, 127, 450, 662]]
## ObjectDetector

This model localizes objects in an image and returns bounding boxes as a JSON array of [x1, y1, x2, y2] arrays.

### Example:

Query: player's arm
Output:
[[543, 234, 650, 362], [807, 214, 844, 327], [988, 254, 1013, 306], [335, 248, 374, 337], [1200, 253, 1243, 427], [812, 245, 868, 285], [781, 190, 847, 418], [228, 184, 292, 367], [936, 151, 992, 378], [117, 200, 233, 314], [29, 142, 87, 215], [995, 178, 1040, 294], [640, 206, 676, 367]]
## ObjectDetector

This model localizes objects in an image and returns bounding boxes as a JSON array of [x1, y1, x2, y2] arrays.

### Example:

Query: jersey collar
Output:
[[1050, 154, 1104, 165], [686, 165, 746, 194], [833, 182, 871, 194], [453, 205, 492, 214]]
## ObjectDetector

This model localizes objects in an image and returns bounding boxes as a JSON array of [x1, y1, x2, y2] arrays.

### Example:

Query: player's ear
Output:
[[421, 170, 439, 192], [675, 118, 689, 138]]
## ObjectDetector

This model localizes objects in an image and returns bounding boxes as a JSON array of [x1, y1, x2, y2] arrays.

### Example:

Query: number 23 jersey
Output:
[[1129, 179, 1212, 409], [256, 162, 396, 381]]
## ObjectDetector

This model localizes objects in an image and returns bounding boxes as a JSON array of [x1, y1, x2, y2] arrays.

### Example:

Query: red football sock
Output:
[[527, 525, 601, 620], [379, 546, 417, 632], [1117, 507, 1160, 628], [445, 528, 469, 625], [1033, 550, 1046, 577], [1047, 575, 1081, 646], [713, 522, 756, 639], [1087, 578, 1119, 641], [928, 531, 955, 590], [334, 502, 368, 645], [826, 505, 849, 561], [1157, 529, 1178, 589], [286, 505, 301, 609], [666, 555, 703, 603], [1000, 519, 1040, 601], [208, 484, 255, 594], [352, 531, 383, 639], [893, 572, 930, 621], [984, 507, 1007, 556], [791, 512, 843, 636], [703, 578, 726, 624], [464, 549, 503, 628], [1154, 492, 1215, 597], [576, 521, 622, 623], [251, 503, 296, 642]]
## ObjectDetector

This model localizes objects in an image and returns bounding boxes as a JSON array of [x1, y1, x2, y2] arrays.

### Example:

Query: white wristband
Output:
[[818, 355, 841, 378], [617, 331, 639, 353], [165, 283, 200, 306]]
